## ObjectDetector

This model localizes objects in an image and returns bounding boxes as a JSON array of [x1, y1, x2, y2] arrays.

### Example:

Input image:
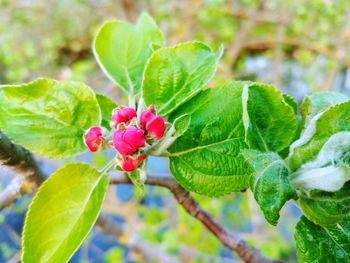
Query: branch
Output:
[[0, 132, 45, 184], [110, 174, 281, 263], [0, 132, 45, 209], [0, 177, 23, 210], [0, 133, 280, 262]]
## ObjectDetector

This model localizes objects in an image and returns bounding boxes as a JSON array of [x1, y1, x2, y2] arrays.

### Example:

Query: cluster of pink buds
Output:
[[83, 105, 166, 172]]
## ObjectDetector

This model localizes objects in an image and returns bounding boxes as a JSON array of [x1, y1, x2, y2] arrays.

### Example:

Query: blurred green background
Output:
[[0, 0, 349, 262]]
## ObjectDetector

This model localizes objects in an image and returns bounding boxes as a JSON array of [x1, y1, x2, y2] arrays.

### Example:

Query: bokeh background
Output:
[[0, 0, 349, 262]]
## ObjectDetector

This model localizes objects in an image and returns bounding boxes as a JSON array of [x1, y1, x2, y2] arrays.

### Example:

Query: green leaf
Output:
[[128, 170, 145, 196], [278, 93, 302, 158], [168, 81, 298, 196], [93, 13, 164, 94], [298, 182, 350, 226], [22, 163, 109, 263], [172, 113, 191, 137], [96, 93, 117, 130], [168, 82, 251, 196], [148, 114, 191, 156], [243, 82, 298, 152], [142, 42, 222, 117], [288, 100, 350, 170], [283, 93, 298, 114], [0, 79, 100, 158], [300, 92, 349, 127], [295, 216, 350, 262], [291, 165, 350, 194], [242, 150, 297, 225], [290, 131, 350, 193]]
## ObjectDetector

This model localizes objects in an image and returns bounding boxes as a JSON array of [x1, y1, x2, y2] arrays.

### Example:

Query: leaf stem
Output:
[[100, 158, 116, 175], [128, 93, 136, 108], [136, 97, 145, 121]]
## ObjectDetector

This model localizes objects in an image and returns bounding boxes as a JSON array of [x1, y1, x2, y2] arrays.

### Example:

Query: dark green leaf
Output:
[[283, 93, 298, 114], [298, 182, 350, 226], [242, 150, 297, 225], [168, 81, 298, 196], [168, 82, 251, 196], [243, 82, 298, 152], [295, 216, 350, 262]]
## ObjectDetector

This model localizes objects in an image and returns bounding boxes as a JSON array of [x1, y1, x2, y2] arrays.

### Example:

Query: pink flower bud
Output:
[[145, 116, 166, 139], [121, 154, 147, 172], [140, 105, 155, 126], [84, 126, 105, 152], [110, 107, 137, 128], [113, 127, 145, 156]]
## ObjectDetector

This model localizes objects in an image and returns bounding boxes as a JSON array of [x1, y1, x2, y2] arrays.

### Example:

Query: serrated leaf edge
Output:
[[141, 41, 222, 117], [0, 79, 101, 159]]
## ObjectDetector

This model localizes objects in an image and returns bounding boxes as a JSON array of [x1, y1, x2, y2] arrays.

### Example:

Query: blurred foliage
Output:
[[1, 0, 349, 262], [2, 0, 350, 99]]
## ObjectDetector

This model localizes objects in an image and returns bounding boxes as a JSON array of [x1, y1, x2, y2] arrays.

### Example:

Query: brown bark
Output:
[[110, 174, 281, 263], [0, 132, 45, 209]]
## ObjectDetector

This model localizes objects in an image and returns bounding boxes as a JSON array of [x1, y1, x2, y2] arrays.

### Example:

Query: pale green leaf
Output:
[[291, 165, 350, 194], [172, 114, 191, 137], [142, 42, 221, 117], [290, 131, 350, 193], [300, 92, 349, 127], [93, 13, 164, 94], [288, 100, 350, 170], [0, 78, 100, 158], [295, 216, 350, 262], [129, 170, 145, 196], [242, 150, 297, 225], [148, 114, 191, 156], [298, 182, 350, 226], [22, 163, 109, 263], [96, 93, 117, 130]]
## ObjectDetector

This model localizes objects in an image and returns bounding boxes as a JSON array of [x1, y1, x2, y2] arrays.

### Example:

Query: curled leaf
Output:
[[290, 131, 350, 193]]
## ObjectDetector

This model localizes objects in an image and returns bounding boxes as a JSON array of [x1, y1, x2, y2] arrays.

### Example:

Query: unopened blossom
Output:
[[121, 154, 147, 172], [140, 105, 155, 126], [84, 126, 106, 152], [110, 107, 137, 128], [113, 127, 145, 156], [140, 105, 166, 139], [145, 116, 166, 139]]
